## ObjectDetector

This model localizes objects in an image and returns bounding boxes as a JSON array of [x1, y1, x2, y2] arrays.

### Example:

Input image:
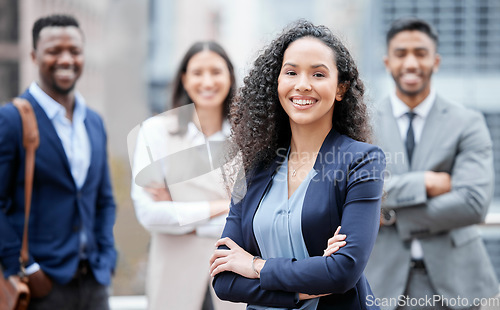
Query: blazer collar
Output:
[[20, 90, 72, 176], [313, 128, 340, 171], [242, 128, 341, 255], [378, 95, 448, 170], [250, 127, 340, 180], [389, 89, 436, 120], [20, 89, 94, 189], [410, 95, 448, 170], [240, 159, 278, 256], [378, 99, 406, 149]]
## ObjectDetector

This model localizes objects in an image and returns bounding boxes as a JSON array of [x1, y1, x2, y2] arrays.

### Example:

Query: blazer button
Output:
[[76, 191, 82, 199], [73, 225, 81, 232]]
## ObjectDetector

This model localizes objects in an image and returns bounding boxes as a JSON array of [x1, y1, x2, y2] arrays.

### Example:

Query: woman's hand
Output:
[[323, 226, 346, 257], [145, 184, 172, 201], [209, 237, 264, 279], [300, 228, 345, 302], [295, 227, 346, 301]]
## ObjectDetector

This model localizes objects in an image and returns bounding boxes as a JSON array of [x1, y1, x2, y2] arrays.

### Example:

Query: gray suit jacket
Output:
[[365, 95, 499, 309]]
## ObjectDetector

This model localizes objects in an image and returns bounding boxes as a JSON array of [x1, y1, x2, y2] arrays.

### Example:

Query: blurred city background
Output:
[[1, 0, 499, 307]]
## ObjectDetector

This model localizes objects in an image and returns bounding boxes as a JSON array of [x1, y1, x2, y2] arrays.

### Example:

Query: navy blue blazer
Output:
[[0, 90, 117, 285], [213, 130, 385, 309]]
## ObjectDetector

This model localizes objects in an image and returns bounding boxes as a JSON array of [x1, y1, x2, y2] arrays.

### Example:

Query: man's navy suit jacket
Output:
[[0, 89, 117, 285], [213, 130, 385, 309]]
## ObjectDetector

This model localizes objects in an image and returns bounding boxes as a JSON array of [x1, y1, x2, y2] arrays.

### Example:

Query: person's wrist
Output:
[[25, 262, 41, 276], [252, 256, 264, 278], [380, 209, 396, 226], [424, 171, 432, 191], [209, 200, 229, 218]]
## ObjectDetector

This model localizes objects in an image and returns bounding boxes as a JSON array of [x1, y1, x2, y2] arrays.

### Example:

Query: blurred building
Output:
[[0, 0, 19, 104], [147, 0, 371, 113]]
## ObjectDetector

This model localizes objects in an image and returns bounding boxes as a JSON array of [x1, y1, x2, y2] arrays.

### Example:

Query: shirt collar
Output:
[[221, 120, 231, 137], [390, 89, 436, 119], [187, 119, 230, 140], [29, 81, 87, 121]]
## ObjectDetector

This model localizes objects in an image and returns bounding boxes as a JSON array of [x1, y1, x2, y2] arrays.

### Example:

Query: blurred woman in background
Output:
[[131, 41, 244, 310]]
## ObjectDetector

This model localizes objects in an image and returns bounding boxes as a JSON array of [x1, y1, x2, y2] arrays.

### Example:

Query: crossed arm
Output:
[[209, 226, 346, 301], [382, 112, 493, 240], [131, 124, 230, 234]]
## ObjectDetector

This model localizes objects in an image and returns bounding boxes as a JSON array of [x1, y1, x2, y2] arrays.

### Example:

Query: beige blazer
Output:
[[132, 108, 245, 310]]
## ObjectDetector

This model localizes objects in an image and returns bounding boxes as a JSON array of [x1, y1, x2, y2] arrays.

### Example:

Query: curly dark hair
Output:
[[230, 19, 370, 172]]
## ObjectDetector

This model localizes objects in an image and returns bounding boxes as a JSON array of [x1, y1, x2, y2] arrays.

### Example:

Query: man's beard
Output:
[[395, 82, 426, 97], [393, 71, 432, 97], [52, 81, 76, 95]]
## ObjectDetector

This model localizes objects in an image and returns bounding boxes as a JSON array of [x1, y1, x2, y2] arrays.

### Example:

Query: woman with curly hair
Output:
[[209, 20, 385, 309]]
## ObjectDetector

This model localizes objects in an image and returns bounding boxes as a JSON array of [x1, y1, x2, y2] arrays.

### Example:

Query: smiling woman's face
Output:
[[278, 37, 343, 129], [182, 50, 231, 111]]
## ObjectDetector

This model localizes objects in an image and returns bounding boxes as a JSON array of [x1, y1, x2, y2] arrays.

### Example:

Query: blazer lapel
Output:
[[243, 154, 283, 255], [301, 129, 340, 256], [25, 92, 72, 176], [376, 99, 410, 171], [83, 116, 96, 188], [411, 96, 447, 171]]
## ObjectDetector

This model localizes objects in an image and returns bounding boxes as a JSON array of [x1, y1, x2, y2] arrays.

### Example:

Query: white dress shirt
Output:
[[29, 82, 91, 189], [390, 89, 436, 260]]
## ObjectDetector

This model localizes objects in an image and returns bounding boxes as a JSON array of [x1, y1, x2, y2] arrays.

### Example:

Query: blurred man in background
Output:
[[365, 17, 499, 310], [0, 14, 116, 310]]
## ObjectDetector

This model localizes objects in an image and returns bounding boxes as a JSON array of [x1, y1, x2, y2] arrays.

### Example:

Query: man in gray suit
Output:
[[365, 17, 499, 310]]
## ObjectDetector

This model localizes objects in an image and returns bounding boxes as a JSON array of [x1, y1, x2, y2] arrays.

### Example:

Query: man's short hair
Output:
[[32, 14, 80, 50], [386, 17, 439, 48]]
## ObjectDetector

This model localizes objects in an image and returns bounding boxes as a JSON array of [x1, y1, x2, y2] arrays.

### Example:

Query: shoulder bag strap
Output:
[[12, 98, 39, 279]]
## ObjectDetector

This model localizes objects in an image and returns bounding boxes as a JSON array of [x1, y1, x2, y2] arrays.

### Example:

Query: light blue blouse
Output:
[[248, 156, 319, 310]]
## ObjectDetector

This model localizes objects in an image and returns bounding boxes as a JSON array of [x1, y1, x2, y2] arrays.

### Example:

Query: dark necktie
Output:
[[406, 111, 416, 164]]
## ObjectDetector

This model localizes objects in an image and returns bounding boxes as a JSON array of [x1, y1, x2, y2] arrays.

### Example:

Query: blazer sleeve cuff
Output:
[[1, 253, 21, 277], [384, 171, 427, 208], [260, 259, 307, 308], [260, 258, 288, 291]]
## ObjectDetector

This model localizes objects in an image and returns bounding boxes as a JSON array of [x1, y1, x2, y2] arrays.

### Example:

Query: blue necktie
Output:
[[406, 111, 416, 164]]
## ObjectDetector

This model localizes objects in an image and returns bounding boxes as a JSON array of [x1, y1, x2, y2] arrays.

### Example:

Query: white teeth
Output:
[[401, 73, 420, 83], [292, 99, 315, 106], [54, 68, 75, 78], [200, 91, 216, 96]]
